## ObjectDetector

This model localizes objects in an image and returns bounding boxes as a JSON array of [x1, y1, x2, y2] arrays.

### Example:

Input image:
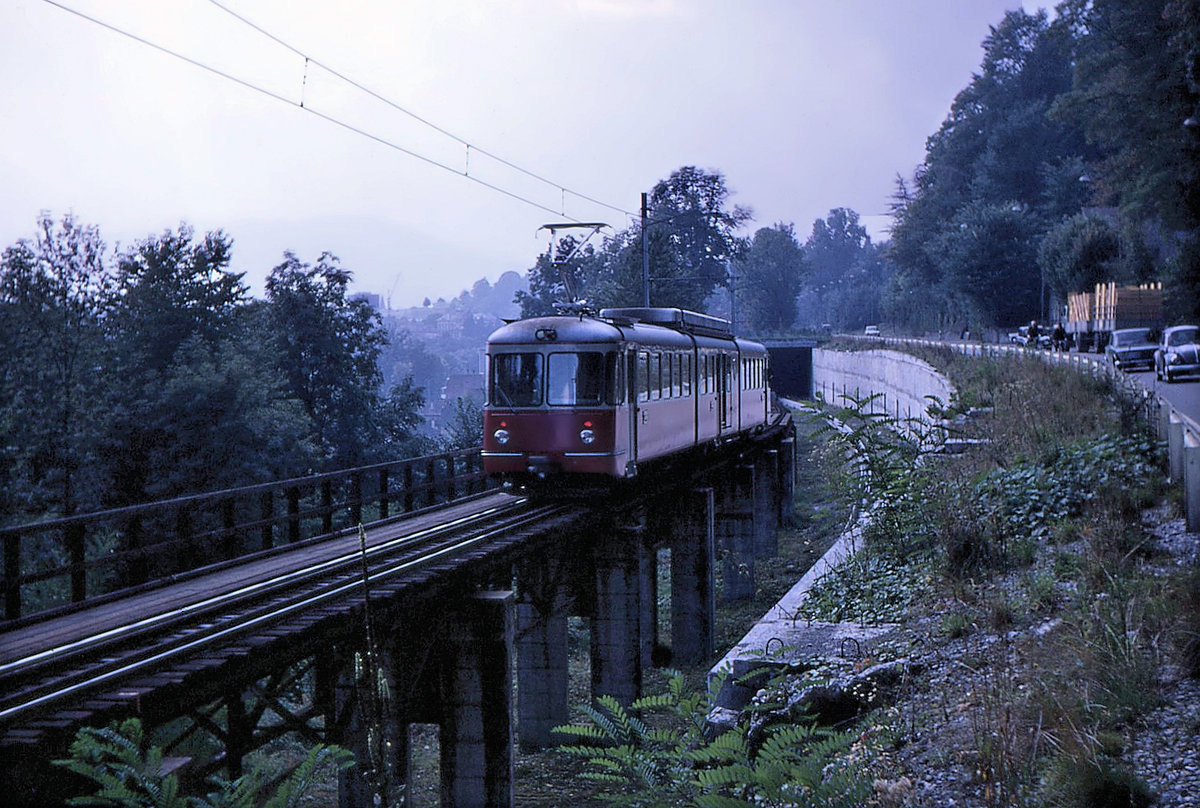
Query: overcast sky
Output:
[[2, 0, 1038, 308]]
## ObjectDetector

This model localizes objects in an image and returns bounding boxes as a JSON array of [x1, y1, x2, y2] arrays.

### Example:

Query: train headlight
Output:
[[493, 428, 510, 445], [579, 428, 596, 445]]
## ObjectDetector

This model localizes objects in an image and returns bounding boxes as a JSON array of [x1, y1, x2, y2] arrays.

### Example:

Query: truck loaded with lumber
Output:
[[1065, 282, 1163, 352]]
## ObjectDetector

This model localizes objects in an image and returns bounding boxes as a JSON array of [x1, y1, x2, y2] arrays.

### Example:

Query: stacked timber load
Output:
[[1066, 290, 1094, 335], [1093, 281, 1163, 332]]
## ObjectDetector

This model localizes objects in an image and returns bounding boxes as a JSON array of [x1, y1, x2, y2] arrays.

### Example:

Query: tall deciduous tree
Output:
[[101, 226, 285, 505], [888, 9, 1085, 331], [735, 223, 805, 334], [108, 225, 246, 375], [1054, 0, 1200, 229], [642, 166, 752, 310], [796, 208, 888, 330], [934, 202, 1041, 329], [1038, 213, 1121, 302], [263, 252, 396, 467], [0, 214, 111, 518]]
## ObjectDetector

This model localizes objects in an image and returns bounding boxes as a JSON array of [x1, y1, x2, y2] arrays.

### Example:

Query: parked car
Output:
[[1105, 327, 1157, 372], [1154, 325, 1200, 383], [864, 325, 881, 337]]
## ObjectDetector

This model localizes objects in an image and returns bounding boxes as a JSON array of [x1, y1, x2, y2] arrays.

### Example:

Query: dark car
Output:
[[1105, 327, 1157, 372], [1154, 325, 1200, 383]]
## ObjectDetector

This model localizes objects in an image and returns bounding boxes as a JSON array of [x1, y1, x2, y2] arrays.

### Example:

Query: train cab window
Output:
[[548, 352, 614, 406], [491, 353, 543, 407]]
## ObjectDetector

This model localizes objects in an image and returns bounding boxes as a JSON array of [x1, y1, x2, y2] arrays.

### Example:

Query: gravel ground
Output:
[[873, 511, 1200, 808], [1125, 513, 1200, 808]]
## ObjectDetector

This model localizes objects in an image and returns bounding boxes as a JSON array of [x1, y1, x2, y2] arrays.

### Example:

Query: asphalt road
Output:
[[1124, 368, 1200, 426]]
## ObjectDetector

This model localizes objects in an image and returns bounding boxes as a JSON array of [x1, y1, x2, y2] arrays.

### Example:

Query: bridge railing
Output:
[[844, 335, 1200, 533], [1, 448, 491, 622]]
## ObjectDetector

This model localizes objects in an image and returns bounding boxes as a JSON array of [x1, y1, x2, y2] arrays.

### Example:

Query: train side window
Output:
[[638, 352, 651, 403], [664, 353, 673, 398], [652, 353, 663, 400], [682, 354, 692, 396], [491, 352, 543, 407]]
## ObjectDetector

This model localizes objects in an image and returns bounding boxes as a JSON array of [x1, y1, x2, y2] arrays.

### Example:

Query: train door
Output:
[[717, 353, 733, 433], [628, 350, 638, 470]]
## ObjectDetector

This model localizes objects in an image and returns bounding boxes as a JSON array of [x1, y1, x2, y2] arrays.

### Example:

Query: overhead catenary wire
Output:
[[205, 0, 631, 217], [39, 0, 636, 222]]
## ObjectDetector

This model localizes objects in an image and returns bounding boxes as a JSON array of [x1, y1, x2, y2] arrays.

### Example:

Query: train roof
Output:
[[486, 308, 762, 351], [487, 315, 625, 346]]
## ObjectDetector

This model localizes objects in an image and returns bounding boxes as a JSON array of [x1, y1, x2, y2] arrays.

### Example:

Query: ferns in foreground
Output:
[[55, 717, 353, 808], [554, 671, 872, 807]]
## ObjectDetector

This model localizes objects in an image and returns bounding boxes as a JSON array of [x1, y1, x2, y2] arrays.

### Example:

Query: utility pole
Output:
[[728, 260, 737, 334], [641, 192, 650, 307]]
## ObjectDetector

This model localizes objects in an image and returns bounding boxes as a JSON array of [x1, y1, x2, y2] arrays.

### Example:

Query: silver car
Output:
[[1105, 328, 1157, 372], [1154, 325, 1200, 383]]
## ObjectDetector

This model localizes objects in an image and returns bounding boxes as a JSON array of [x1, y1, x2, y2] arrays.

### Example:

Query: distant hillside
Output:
[[396, 270, 527, 320]]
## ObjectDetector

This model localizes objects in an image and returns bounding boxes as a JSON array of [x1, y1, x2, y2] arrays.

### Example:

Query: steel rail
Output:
[[0, 497, 525, 679], [0, 501, 573, 726]]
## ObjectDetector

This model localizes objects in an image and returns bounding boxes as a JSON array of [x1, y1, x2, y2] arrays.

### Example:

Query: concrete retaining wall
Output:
[[812, 348, 955, 424], [709, 350, 955, 715]]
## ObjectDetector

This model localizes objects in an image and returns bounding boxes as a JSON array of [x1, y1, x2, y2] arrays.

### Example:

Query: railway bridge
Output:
[[0, 418, 796, 807]]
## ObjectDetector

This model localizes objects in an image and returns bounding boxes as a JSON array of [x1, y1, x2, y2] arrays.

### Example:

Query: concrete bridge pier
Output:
[[778, 436, 797, 526], [316, 644, 408, 808], [515, 562, 571, 751], [317, 593, 518, 808], [440, 590, 516, 808], [715, 465, 757, 601], [753, 454, 779, 557], [590, 524, 647, 705], [666, 487, 716, 666]]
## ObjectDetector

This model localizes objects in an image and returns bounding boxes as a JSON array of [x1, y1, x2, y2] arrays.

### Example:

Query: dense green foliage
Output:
[[0, 216, 430, 524], [554, 672, 872, 807], [794, 208, 891, 332], [55, 718, 352, 808], [517, 166, 753, 316], [889, 2, 1200, 332]]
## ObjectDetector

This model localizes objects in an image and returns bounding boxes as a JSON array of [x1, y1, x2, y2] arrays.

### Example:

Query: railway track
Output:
[[0, 492, 576, 732]]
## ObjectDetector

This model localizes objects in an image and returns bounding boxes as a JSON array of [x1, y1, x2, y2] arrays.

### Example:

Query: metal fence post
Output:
[[4, 533, 21, 620]]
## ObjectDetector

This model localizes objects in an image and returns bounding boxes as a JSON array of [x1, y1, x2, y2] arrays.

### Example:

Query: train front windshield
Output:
[[491, 353, 544, 406], [491, 351, 615, 407]]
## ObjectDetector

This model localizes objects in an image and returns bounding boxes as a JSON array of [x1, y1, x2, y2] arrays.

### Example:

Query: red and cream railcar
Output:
[[482, 307, 770, 489]]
